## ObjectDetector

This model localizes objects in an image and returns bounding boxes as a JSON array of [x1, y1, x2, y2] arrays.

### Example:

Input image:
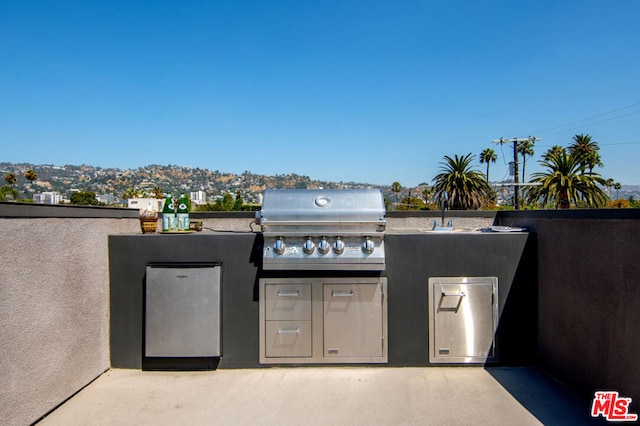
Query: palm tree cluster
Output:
[[421, 133, 614, 211], [525, 148, 608, 208], [525, 134, 609, 209]]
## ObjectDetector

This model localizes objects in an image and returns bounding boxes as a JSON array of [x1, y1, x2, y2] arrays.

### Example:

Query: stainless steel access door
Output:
[[145, 265, 221, 357], [323, 283, 384, 358], [428, 277, 498, 363]]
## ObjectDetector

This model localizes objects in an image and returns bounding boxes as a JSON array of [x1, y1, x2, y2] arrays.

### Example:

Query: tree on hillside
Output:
[[216, 193, 234, 211], [122, 187, 140, 200], [525, 148, 608, 208], [24, 169, 37, 185], [151, 186, 164, 198], [0, 186, 19, 201], [233, 190, 244, 210], [70, 191, 102, 206], [479, 148, 497, 183], [391, 182, 402, 203], [4, 173, 17, 187], [431, 154, 491, 210]]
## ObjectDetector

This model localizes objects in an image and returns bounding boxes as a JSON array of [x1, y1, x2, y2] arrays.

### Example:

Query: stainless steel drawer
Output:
[[265, 320, 312, 357], [264, 284, 311, 321]]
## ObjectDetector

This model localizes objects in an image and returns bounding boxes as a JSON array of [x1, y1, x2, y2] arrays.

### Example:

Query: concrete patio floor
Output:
[[37, 367, 603, 425]]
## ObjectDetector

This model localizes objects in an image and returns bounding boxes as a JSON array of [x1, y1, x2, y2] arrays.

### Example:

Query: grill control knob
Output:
[[318, 238, 330, 255], [363, 238, 375, 254], [303, 238, 315, 255], [273, 238, 285, 255], [333, 238, 345, 255]]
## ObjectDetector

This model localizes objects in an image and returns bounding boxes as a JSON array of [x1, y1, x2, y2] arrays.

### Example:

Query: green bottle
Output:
[[176, 194, 190, 231], [162, 194, 176, 231]]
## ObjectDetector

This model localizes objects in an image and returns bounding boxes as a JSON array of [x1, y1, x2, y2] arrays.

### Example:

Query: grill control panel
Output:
[[262, 236, 385, 271]]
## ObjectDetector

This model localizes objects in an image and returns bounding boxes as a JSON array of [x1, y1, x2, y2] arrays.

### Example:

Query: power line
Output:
[[535, 140, 640, 149], [538, 110, 640, 137], [532, 101, 640, 136]]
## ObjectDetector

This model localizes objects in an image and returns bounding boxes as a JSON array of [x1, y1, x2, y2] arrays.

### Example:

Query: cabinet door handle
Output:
[[331, 290, 354, 297], [438, 291, 465, 313], [442, 292, 465, 298], [277, 327, 301, 334], [277, 290, 300, 297]]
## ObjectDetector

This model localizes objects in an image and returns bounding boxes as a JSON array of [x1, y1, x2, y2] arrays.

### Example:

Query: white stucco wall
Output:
[[0, 217, 138, 426]]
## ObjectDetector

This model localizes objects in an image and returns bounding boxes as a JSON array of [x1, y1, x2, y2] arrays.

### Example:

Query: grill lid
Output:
[[258, 188, 386, 235]]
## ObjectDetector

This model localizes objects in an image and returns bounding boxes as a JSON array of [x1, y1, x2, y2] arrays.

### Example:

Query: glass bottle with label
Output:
[[176, 194, 190, 231], [162, 194, 176, 232]]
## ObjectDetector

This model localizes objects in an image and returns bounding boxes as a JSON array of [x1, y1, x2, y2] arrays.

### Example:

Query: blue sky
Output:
[[2, 0, 639, 186]]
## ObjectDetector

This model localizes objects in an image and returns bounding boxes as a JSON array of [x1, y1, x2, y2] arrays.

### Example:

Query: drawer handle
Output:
[[331, 290, 354, 297], [277, 327, 301, 334], [277, 290, 300, 297]]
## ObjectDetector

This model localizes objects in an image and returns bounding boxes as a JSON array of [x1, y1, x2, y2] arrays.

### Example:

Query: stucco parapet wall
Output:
[[4, 203, 637, 231], [0, 201, 138, 218]]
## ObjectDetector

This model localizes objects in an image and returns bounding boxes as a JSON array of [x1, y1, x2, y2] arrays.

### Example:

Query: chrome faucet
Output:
[[433, 192, 454, 230]]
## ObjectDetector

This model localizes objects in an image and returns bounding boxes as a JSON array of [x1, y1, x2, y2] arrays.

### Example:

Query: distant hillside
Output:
[[0, 162, 401, 204], [4, 162, 635, 206]]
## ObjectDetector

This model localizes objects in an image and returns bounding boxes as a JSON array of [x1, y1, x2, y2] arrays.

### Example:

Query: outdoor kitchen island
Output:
[[109, 228, 536, 369]]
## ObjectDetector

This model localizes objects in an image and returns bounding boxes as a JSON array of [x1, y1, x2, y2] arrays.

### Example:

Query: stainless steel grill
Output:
[[257, 188, 386, 271]]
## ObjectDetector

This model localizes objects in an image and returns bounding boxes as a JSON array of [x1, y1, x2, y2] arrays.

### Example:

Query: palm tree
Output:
[[517, 140, 535, 183], [525, 149, 609, 208], [479, 148, 497, 183], [543, 145, 565, 161], [431, 154, 492, 210], [421, 186, 432, 205], [4, 173, 17, 187], [613, 182, 622, 199], [568, 134, 602, 174], [151, 186, 164, 199], [122, 187, 140, 200], [605, 178, 615, 197], [24, 169, 37, 185], [391, 182, 402, 204]]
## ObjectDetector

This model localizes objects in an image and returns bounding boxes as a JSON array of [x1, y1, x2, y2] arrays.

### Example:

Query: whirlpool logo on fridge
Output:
[[591, 391, 638, 422]]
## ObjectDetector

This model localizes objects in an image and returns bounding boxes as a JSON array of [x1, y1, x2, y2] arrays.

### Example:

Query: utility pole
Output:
[[491, 136, 541, 210]]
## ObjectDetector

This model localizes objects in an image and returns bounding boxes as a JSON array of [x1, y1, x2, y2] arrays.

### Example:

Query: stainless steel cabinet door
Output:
[[323, 283, 383, 357], [145, 266, 221, 357], [429, 277, 498, 363]]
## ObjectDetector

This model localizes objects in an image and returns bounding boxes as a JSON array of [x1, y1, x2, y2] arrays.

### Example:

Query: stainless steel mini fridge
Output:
[[145, 264, 221, 358], [428, 276, 498, 364]]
